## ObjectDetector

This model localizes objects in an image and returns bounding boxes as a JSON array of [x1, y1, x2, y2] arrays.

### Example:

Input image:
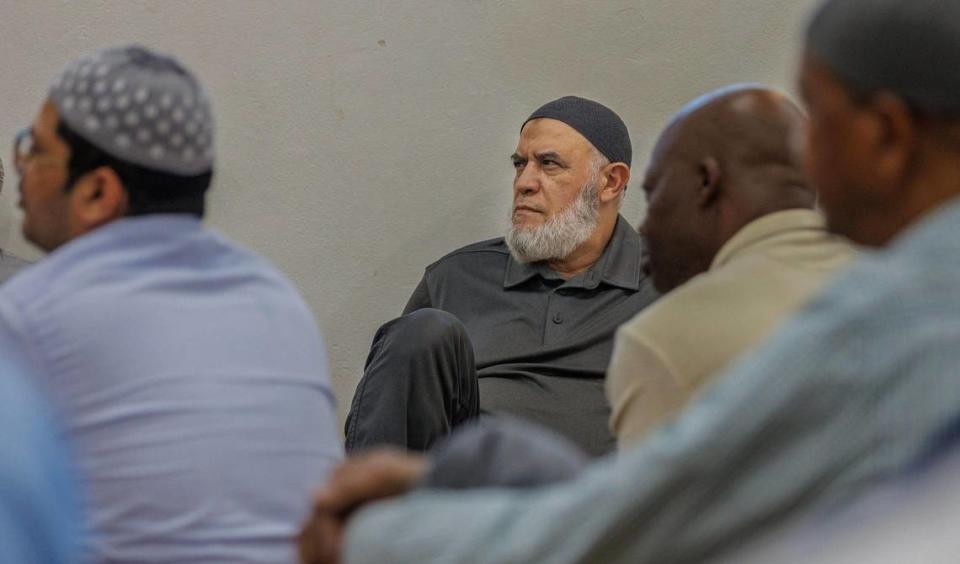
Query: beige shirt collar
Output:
[[711, 208, 828, 271]]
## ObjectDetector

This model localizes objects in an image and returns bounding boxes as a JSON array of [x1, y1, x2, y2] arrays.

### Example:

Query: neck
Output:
[[847, 151, 960, 246], [717, 176, 815, 246], [547, 213, 618, 279], [867, 189, 960, 247]]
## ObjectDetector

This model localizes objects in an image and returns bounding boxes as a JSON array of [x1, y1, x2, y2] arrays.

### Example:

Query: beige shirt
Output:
[[606, 209, 856, 448]]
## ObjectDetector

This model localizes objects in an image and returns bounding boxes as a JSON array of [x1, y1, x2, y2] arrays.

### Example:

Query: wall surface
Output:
[[0, 0, 819, 424]]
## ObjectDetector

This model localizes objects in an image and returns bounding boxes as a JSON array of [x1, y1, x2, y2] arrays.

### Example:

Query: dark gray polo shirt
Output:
[[404, 215, 658, 456]]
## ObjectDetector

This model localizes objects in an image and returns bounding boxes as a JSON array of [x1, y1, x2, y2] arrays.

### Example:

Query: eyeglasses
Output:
[[12, 128, 67, 176], [13, 128, 35, 176]]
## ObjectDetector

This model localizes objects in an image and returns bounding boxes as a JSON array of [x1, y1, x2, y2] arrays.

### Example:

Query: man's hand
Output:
[[298, 448, 428, 564]]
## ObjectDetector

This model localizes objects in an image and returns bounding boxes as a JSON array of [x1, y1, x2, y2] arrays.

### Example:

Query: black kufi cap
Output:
[[523, 96, 632, 166]]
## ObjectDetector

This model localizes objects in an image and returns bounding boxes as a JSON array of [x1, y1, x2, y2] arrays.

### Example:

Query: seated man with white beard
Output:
[[345, 96, 657, 456]]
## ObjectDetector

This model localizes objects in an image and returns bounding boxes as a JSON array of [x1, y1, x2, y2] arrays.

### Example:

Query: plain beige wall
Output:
[[0, 0, 819, 424]]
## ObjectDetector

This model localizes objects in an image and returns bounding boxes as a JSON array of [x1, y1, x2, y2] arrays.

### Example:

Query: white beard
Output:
[[505, 180, 600, 264]]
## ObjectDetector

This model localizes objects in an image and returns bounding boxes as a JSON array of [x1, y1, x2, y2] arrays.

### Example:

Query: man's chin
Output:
[[22, 226, 56, 253], [511, 219, 545, 232]]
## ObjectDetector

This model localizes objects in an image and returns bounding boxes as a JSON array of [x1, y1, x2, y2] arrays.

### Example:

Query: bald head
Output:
[[658, 85, 810, 205], [639, 85, 815, 293]]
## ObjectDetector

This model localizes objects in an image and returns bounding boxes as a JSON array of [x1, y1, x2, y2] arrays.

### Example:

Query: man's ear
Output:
[[866, 92, 917, 195], [599, 162, 631, 204], [68, 167, 129, 236], [697, 157, 722, 208]]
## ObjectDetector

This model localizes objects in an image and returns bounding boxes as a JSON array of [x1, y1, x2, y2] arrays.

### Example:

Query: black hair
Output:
[[56, 121, 212, 217]]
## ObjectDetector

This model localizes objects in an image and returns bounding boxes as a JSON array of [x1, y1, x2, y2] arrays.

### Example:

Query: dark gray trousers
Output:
[[345, 309, 480, 452], [346, 309, 590, 490]]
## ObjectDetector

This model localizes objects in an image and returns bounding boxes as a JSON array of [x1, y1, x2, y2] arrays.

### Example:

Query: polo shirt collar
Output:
[[503, 215, 642, 290], [710, 208, 826, 270]]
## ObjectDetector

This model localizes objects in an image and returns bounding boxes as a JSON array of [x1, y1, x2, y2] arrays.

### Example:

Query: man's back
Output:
[[609, 210, 855, 444], [0, 215, 342, 562]]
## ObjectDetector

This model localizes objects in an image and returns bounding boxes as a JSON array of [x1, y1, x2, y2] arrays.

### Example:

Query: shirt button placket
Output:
[[543, 291, 564, 344]]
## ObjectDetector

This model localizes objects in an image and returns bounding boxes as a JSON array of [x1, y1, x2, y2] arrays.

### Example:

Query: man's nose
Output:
[[514, 164, 541, 196]]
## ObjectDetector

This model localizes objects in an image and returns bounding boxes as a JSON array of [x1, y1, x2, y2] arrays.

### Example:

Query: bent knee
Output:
[[383, 308, 468, 351]]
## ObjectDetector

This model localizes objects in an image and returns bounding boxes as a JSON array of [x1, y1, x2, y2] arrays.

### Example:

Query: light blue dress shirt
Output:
[[0, 355, 82, 564], [344, 198, 960, 564], [0, 215, 342, 563]]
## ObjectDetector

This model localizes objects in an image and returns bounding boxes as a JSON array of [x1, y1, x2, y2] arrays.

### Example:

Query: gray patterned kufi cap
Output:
[[49, 45, 214, 175]]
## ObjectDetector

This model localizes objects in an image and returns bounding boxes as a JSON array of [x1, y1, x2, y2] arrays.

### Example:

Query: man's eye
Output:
[[541, 159, 559, 168], [512, 160, 525, 170]]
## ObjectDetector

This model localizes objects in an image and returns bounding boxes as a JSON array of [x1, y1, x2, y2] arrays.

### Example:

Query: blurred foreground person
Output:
[[730, 440, 960, 563], [299, 0, 960, 562], [0, 339, 82, 563], [8, 45, 341, 562], [608, 85, 854, 447]]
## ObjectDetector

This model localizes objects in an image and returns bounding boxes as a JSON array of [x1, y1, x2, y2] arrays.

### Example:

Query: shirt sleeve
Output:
[[0, 294, 51, 391], [402, 274, 432, 315], [606, 326, 689, 449]]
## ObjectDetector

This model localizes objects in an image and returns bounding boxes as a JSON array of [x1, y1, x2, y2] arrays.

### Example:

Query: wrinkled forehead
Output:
[[516, 117, 596, 157]]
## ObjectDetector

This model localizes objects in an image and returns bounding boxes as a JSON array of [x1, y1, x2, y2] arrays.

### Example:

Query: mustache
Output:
[[513, 202, 546, 213]]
